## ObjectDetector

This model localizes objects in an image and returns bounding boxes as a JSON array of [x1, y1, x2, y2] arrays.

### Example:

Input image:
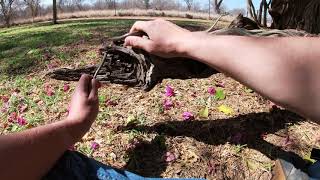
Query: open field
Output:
[[10, 9, 234, 27], [0, 18, 319, 179]]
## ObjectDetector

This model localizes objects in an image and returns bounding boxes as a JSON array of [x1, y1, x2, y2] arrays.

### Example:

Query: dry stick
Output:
[[206, 14, 224, 33], [110, 31, 148, 42], [94, 52, 107, 79], [90, 53, 108, 133]]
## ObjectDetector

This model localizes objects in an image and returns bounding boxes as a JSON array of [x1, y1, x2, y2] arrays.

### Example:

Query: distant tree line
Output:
[[1, 0, 249, 27]]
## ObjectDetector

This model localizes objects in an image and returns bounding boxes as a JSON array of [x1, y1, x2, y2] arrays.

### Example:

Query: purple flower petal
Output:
[[63, 84, 70, 92], [165, 85, 175, 97], [182, 112, 194, 121], [208, 87, 216, 95], [17, 116, 27, 126], [164, 152, 176, 162], [91, 142, 100, 150], [1, 95, 9, 103], [163, 99, 174, 110], [8, 112, 17, 123]]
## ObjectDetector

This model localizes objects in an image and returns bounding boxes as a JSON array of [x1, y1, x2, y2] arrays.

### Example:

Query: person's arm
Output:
[[0, 74, 100, 180], [124, 19, 320, 123]]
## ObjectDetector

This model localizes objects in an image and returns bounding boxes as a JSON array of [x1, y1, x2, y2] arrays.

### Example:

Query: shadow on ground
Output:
[[119, 109, 308, 176], [123, 135, 168, 177]]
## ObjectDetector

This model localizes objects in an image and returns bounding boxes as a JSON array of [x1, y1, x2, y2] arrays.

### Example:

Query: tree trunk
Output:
[[214, 0, 223, 14], [258, 1, 263, 25], [53, 0, 57, 24], [247, 0, 257, 21], [262, 0, 267, 27], [269, 0, 320, 34]]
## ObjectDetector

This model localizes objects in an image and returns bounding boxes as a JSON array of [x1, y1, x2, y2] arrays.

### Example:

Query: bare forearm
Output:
[[0, 120, 83, 180], [183, 33, 320, 122]]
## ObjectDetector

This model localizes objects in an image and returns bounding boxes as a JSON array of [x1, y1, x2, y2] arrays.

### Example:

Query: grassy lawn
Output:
[[0, 19, 319, 179]]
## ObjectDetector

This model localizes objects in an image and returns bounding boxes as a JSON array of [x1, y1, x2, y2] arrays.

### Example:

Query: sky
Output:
[[41, 0, 261, 10]]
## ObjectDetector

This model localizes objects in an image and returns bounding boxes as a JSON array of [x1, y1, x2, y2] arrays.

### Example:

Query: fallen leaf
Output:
[[126, 115, 138, 126], [218, 105, 234, 115], [214, 89, 226, 100], [244, 87, 254, 93], [199, 106, 209, 118]]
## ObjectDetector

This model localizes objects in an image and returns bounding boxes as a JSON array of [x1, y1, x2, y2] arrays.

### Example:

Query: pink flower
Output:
[[1, 96, 9, 103], [208, 87, 216, 95], [164, 152, 176, 162], [8, 112, 17, 123], [165, 85, 175, 97], [182, 112, 194, 121], [17, 116, 27, 126], [91, 142, 100, 150], [44, 84, 55, 96], [63, 84, 70, 92], [163, 99, 174, 110]]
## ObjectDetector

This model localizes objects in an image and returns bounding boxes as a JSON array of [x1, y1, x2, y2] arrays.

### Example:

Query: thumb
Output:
[[89, 79, 99, 101], [124, 36, 154, 53]]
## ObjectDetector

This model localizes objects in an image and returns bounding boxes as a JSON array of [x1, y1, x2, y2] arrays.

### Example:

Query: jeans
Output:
[[43, 151, 205, 180]]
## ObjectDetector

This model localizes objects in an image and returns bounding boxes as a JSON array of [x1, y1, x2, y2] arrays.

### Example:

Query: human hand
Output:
[[66, 74, 100, 138], [124, 19, 192, 58]]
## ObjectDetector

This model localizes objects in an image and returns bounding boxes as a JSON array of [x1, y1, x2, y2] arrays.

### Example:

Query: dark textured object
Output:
[[48, 45, 216, 91], [228, 14, 260, 30], [269, 0, 320, 34]]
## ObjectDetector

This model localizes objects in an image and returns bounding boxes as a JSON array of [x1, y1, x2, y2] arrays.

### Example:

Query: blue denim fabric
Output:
[[309, 161, 320, 179], [43, 150, 205, 180]]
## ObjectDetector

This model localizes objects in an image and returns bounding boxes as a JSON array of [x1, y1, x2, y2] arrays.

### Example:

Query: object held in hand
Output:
[[110, 31, 148, 45]]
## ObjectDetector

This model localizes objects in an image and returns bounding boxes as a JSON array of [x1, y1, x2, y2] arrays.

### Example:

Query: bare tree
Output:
[[24, 0, 40, 22], [73, 0, 84, 10], [0, 0, 15, 27], [143, 0, 150, 9], [213, 0, 223, 14], [53, 0, 57, 24], [150, 0, 177, 10], [183, 0, 192, 11], [247, 0, 257, 21]]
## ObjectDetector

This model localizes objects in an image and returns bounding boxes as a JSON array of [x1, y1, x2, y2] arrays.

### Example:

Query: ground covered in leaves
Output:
[[0, 18, 319, 179]]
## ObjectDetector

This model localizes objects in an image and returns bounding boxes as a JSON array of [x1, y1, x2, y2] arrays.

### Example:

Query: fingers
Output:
[[124, 36, 155, 53], [129, 21, 149, 34], [76, 74, 92, 95], [89, 78, 99, 101]]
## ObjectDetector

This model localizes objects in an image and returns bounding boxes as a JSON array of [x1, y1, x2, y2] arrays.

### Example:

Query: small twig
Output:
[[110, 31, 148, 42], [94, 52, 107, 79], [206, 15, 223, 32]]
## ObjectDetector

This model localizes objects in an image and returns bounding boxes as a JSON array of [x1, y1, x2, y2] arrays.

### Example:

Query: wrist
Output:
[[62, 117, 90, 143], [176, 31, 208, 59]]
